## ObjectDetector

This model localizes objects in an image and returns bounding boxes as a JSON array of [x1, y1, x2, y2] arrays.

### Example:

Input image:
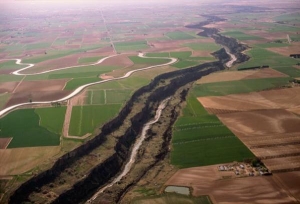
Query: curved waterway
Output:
[[87, 97, 170, 203], [225, 47, 237, 68]]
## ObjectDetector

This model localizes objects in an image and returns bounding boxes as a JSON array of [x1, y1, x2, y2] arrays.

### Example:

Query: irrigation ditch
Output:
[[7, 16, 250, 204]]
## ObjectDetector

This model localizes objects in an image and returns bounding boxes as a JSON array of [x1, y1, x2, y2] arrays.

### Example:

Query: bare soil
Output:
[[5, 90, 72, 107], [165, 165, 297, 204], [0, 146, 60, 175], [197, 68, 287, 84], [0, 82, 19, 93], [13, 79, 68, 93], [0, 138, 12, 149]]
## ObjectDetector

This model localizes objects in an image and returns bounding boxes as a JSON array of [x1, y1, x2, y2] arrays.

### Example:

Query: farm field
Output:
[[165, 165, 299, 204], [196, 87, 300, 172], [69, 104, 121, 136], [0, 108, 64, 148], [170, 95, 254, 168], [1, 1, 300, 203]]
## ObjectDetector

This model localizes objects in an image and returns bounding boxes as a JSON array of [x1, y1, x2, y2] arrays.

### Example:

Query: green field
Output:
[[221, 31, 262, 40], [238, 48, 299, 69], [0, 93, 10, 109], [69, 104, 121, 136], [170, 95, 255, 168], [106, 89, 133, 104], [35, 107, 66, 134], [86, 90, 105, 104], [185, 42, 221, 51], [166, 31, 195, 40], [193, 77, 291, 97], [146, 52, 170, 57], [172, 60, 199, 69], [170, 51, 192, 60], [64, 77, 101, 90], [25, 42, 51, 50], [0, 60, 25, 70], [0, 109, 61, 148], [254, 42, 289, 48], [114, 41, 149, 52]]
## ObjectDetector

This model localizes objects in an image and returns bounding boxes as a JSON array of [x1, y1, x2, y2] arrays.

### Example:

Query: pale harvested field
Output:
[[198, 87, 300, 114], [0, 146, 60, 175], [0, 138, 12, 149], [197, 68, 287, 84], [165, 165, 297, 204], [218, 109, 300, 171], [14, 79, 68, 93]]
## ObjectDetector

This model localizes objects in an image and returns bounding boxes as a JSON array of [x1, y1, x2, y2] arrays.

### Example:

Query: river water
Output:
[[87, 97, 170, 203]]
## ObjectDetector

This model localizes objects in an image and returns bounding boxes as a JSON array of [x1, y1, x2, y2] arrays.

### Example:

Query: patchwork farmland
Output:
[[0, 0, 300, 203]]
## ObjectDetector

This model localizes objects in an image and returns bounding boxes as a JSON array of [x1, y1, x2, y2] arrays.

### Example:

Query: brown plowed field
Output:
[[165, 165, 297, 203], [198, 87, 300, 112], [0, 82, 18, 93], [13, 79, 68, 93], [100, 54, 133, 67], [263, 156, 300, 172], [267, 42, 300, 56], [218, 109, 300, 136], [217, 109, 300, 172], [0, 138, 12, 149], [197, 68, 287, 84], [5, 90, 72, 107], [252, 145, 300, 158], [275, 172, 300, 201], [0, 146, 60, 175], [244, 133, 300, 147]]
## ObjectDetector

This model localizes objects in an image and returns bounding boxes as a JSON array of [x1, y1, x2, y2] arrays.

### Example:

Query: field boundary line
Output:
[[12, 76, 26, 93], [90, 90, 94, 105], [104, 89, 107, 104], [173, 135, 235, 145], [174, 124, 224, 131]]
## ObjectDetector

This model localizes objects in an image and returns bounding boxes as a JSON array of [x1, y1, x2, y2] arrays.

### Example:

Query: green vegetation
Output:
[[193, 77, 291, 97], [114, 41, 149, 52], [255, 42, 289, 48], [145, 52, 169, 57], [0, 93, 10, 109], [35, 107, 66, 134], [69, 104, 121, 136], [274, 13, 300, 23], [172, 60, 199, 69], [171, 95, 254, 168], [78, 56, 104, 64], [0, 60, 25, 70], [0, 109, 60, 148], [273, 66, 300, 78], [0, 74, 23, 82], [25, 42, 51, 50], [86, 90, 105, 105], [221, 31, 262, 40], [186, 42, 221, 51], [64, 78, 101, 90], [238, 48, 299, 69], [128, 56, 169, 64], [166, 31, 195, 40], [132, 193, 212, 204], [170, 51, 192, 60], [106, 89, 133, 104]]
